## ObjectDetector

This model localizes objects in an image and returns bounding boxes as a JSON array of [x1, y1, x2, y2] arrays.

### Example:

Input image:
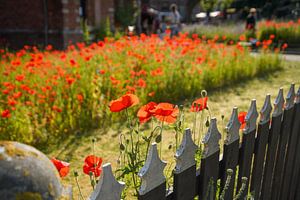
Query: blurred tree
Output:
[[201, 0, 218, 21], [186, 0, 201, 22], [220, 0, 234, 19], [115, 0, 139, 30]]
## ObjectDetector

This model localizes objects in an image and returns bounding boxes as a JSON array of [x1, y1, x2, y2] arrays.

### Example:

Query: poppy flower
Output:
[[282, 43, 288, 50], [109, 94, 139, 112], [83, 155, 103, 177], [1, 109, 11, 118], [190, 97, 208, 112], [238, 112, 247, 129], [51, 158, 70, 177], [151, 103, 179, 124], [269, 34, 275, 40], [77, 94, 84, 103], [148, 91, 155, 97], [137, 102, 157, 123], [15, 74, 25, 82]]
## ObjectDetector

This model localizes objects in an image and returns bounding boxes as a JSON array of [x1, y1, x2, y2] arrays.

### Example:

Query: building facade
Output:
[[0, 0, 114, 49]]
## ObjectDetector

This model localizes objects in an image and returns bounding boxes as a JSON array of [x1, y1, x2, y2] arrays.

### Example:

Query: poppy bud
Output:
[[74, 171, 79, 177], [155, 134, 162, 143], [205, 118, 210, 127], [120, 143, 125, 151]]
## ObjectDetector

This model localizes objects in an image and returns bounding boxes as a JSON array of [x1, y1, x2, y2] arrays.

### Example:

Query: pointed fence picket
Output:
[[2, 84, 300, 200]]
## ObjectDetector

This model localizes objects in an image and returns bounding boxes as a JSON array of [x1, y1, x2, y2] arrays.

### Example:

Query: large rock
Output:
[[0, 141, 71, 200]]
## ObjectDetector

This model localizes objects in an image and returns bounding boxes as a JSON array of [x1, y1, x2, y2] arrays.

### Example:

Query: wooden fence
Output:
[[1, 84, 299, 200], [92, 84, 300, 200]]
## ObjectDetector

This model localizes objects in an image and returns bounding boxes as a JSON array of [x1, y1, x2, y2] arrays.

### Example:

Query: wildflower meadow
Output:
[[0, 33, 281, 146]]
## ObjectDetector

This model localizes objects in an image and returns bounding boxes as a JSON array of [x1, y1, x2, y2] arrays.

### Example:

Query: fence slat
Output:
[[138, 143, 167, 200], [281, 84, 298, 199], [198, 118, 221, 200], [271, 85, 296, 200], [173, 128, 198, 200], [220, 107, 240, 200], [236, 100, 258, 198], [250, 95, 272, 199], [260, 88, 284, 200], [89, 163, 125, 200], [288, 87, 300, 200], [296, 172, 300, 200]]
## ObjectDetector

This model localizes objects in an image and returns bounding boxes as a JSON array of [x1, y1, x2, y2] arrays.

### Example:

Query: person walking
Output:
[[170, 4, 181, 37], [246, 8, 257, 32]]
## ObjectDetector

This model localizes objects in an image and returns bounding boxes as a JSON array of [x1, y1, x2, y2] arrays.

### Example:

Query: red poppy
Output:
[[109, 94, 139, 112], [137, 102, 157, 123], [190, 97, 208, 112], [77, 94, 84, 103], [238, 112, 247, 129], [151, 103, 179, 124], [83, 155, 103, 177], [1, 109, 11, 118], [52, 105, 62, 113], [269, 34, 275, 40], [8, 99, 17, 106], [148, 91, 155, 97], [12, 92, 22, 99], [282, 43, 288, 50], [239, 35, 246, 41], [15, 74, 25, 82], [51, 158, 70, 177]]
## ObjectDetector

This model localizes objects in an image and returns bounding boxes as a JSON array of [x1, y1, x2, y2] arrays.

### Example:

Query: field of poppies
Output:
[[0, 33, 282, 146], [259, 19, 300, 45], [187, 19, 300, 45]]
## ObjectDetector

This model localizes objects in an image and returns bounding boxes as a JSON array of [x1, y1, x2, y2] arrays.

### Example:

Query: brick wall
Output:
[[61, 0, 82, 47], [0, 0, 114, 49]]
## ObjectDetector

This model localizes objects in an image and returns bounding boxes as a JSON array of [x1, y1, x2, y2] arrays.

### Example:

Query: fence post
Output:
[[138, 143, 167, 200], [236, 99, 258, 198], [220, 107, 240, 200], [89, 163, 125, 200], [280, 84, 299, 199], [288, 86, 300, 200], [173, 128, 198, 200], [198, 117, 221, 200], [271, 84, 296, 200], [260, 88, 284, 200], [250, 94, 272, 199]]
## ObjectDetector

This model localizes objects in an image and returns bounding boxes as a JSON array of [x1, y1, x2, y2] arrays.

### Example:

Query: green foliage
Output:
[[201, 0, 218, 12], [95, 17, 113, 41], [258, 20, 300, 45], [80, 19, 90, 44], [220, 0, 234, 10], [115, 1, 138, 29]]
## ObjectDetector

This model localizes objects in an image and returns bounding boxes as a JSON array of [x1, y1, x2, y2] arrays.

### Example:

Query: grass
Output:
[[46, 60, 300, 199]]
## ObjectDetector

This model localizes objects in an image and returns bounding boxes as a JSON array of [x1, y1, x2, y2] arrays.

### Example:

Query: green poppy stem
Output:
[[159, 120, 164, 158], [75, 174, 85, 200]]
